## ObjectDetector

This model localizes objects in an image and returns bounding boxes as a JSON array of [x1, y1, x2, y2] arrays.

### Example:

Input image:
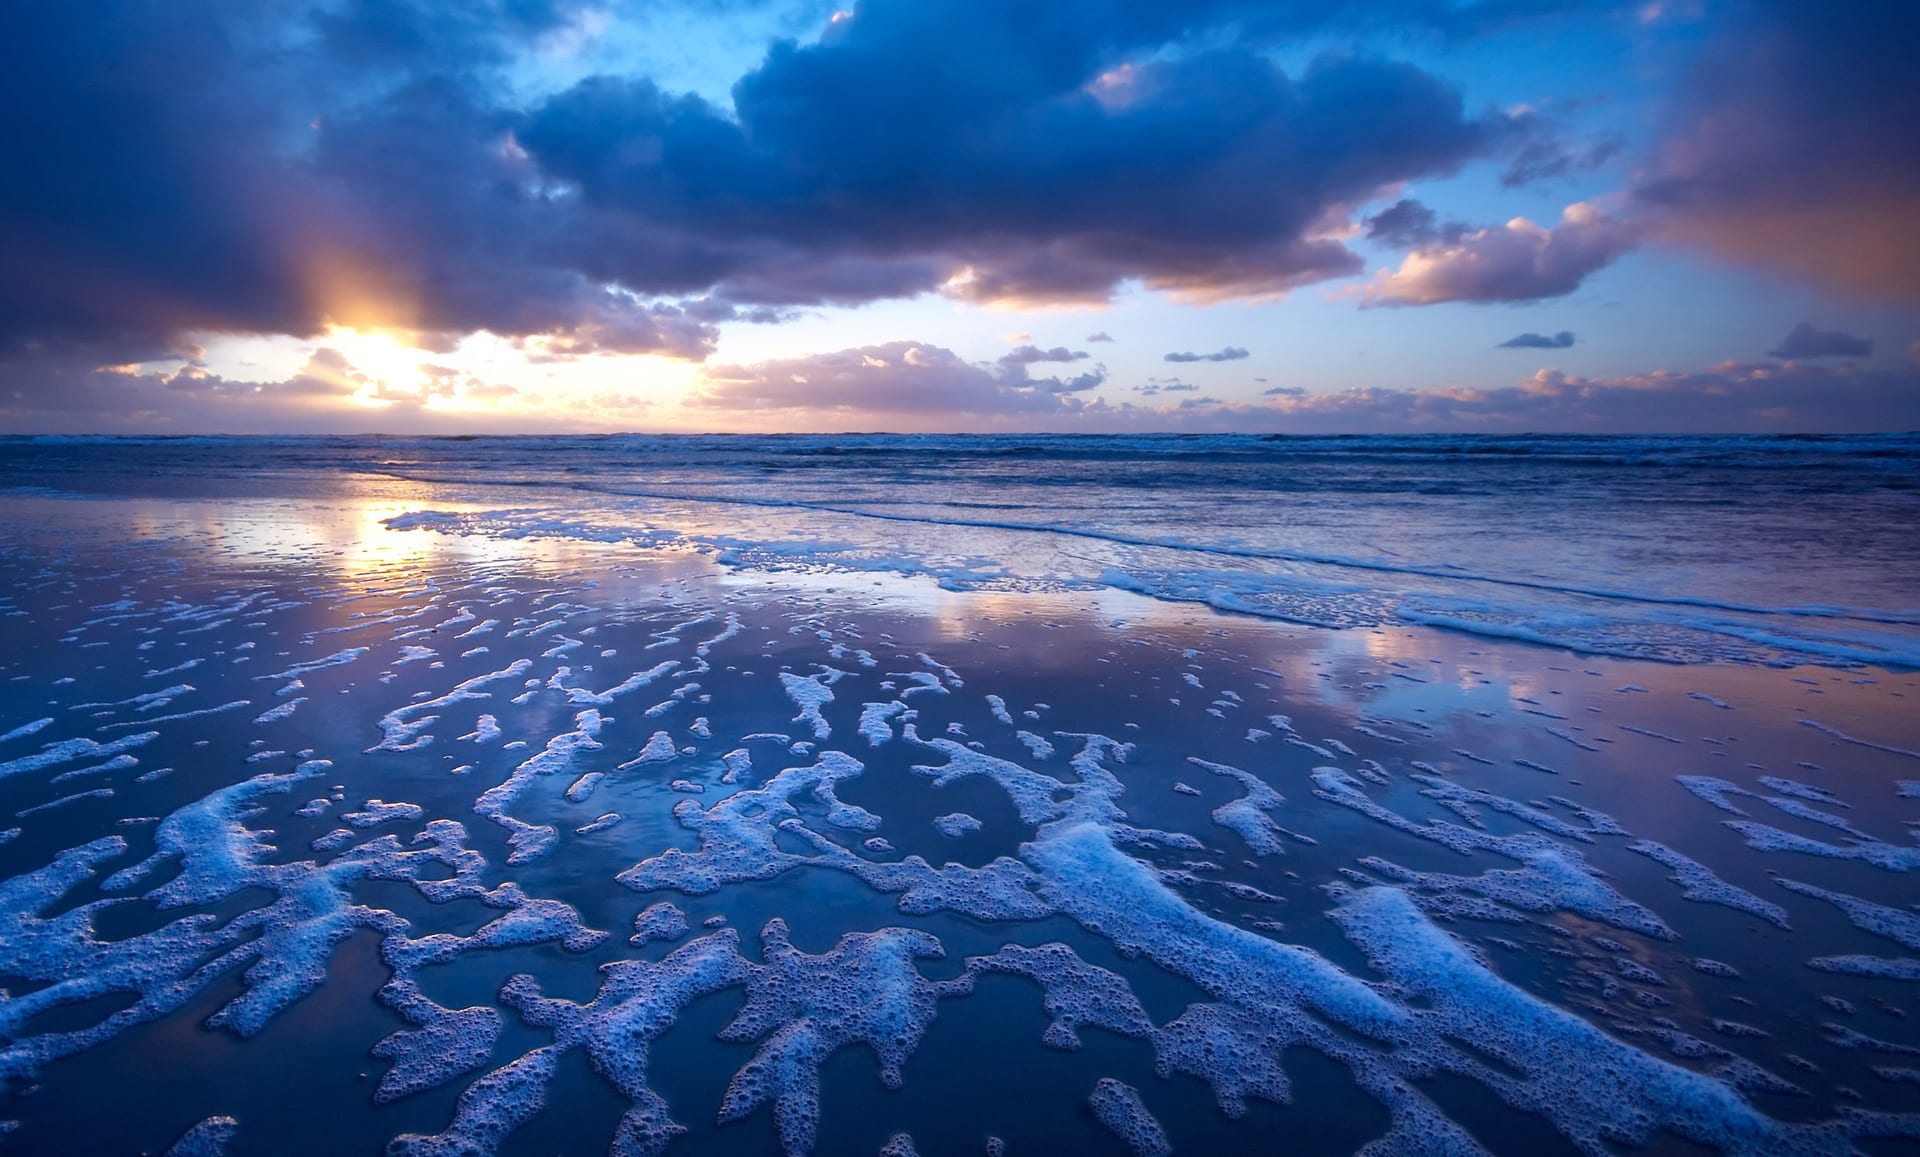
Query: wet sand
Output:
[[0, 490, 1916, 1154]]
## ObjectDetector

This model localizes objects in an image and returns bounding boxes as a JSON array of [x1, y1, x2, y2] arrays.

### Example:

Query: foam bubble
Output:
[[0, 731, 158, 782], [618, 730, 679, 769], [857, 701, 906, 746], [387, 1047, 559, 1157], [369, 659, 531, 752], [1628, 841, 1790, 928], [967, 943, 1152, 1050], [1361, 842, 1675, 939], [0, 718, 54, 744], [779, 667, 848, 739], [1187, 757, 1286, 856], [1779, 879, 1920, 950], [934, 812, 982, 838], [164, 1115, 239, 1156], [344, 800, 426, 829], [1014, 730, 1054, 760], [1328, 884, 1831, 1155], [715, 920, 969, 1155], [1723, 820, 1920, 872], [1088, 1079, 1170, 1157], [631, 902, 689, 947], [474, 709, 603, 864]]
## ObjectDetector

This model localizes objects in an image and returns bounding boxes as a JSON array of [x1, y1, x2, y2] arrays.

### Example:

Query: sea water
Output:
[[0, 433, 1914, 1155]]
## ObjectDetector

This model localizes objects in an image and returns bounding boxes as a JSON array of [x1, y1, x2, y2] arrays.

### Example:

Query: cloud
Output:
[[1364, 202, 1639, 306], [0, 1, 727, 377], [689, 341, 1109, 418], [0, 345, 560, 435], [1499, 130, 1624, 188], [1767, 322, 1872, 360], [1252, 361, 1920, 434], [1639, 1, 1920, 300], [994, 345, 1105, 393], [1364, 199, 1454, 248], [1497, 330, 1576, 349], [0, 0, 1534, 405], [997, 345, 1089, 368], [1086, 332, 1115, 343], [1164, 347, 1251, 363], [11, 337, 1919, 435], [685, 341, 1920, 434]]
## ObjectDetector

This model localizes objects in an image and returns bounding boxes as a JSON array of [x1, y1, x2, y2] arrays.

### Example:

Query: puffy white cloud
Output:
[[1364, 202, 1639, 306]]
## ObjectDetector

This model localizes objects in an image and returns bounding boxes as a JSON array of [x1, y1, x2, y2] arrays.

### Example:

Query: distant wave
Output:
[[7, 433, 1918, 669]]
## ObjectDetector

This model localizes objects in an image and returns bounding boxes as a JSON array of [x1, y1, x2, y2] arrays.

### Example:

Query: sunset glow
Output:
[[0, 0, 1910, 435]]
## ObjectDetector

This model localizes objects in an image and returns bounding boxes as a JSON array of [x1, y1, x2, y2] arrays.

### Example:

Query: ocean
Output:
[[0, 433, 1914, 1154]]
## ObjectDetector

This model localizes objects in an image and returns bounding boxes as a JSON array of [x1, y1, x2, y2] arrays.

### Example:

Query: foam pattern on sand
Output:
[[1187, 757, 1287, 856], [967, 942, 1153, 1049], [1, 534, 1916, 1156], [1089, 1078, 1171, 1157]]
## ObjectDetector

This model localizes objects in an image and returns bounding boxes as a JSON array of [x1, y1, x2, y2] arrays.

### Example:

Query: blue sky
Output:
[[0, 0, 1915, 433]]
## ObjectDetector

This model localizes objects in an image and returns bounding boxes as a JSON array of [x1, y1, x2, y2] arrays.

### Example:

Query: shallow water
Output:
[[0, 437, 1915, 1155], [6, 432, 1919, 666]]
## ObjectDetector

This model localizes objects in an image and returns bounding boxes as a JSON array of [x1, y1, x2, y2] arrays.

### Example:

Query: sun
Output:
[[320, 326, 434, 405]]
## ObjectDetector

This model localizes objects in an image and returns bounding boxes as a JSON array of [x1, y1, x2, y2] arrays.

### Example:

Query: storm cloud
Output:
[[0, 0, 1526, 398]]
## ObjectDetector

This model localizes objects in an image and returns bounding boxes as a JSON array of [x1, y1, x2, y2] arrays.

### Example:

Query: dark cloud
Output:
[[1164, 347, 1251, 363], [1254, 362, 1920, 434], [1086, 332, 1115, 343], [1365, 202, 1638, 305], [994, 345, 1104, 393], [1498, 330, 1575, 349], [1499, 130, 1623, 188], [521, 28, 1507, 308], [998, 345, 1090, 368], [0, 0, 1535, 404], [0, 0, 721, 375], [1364, 199, 1453, 248], [1133, 379, 1200, 396], [1767, 322, 1872, 360], [1640, 0, 1920, 300]]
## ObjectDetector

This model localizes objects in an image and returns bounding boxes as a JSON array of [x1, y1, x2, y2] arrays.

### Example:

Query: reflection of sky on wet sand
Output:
[[2, 488, 1919, 1152]]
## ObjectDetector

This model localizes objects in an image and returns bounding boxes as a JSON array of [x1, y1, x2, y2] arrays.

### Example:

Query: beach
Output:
[[0, 435, 1915, 1154]]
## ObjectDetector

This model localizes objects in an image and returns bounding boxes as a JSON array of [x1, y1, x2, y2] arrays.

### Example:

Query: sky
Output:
[[0, 0, 1916, 435]]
